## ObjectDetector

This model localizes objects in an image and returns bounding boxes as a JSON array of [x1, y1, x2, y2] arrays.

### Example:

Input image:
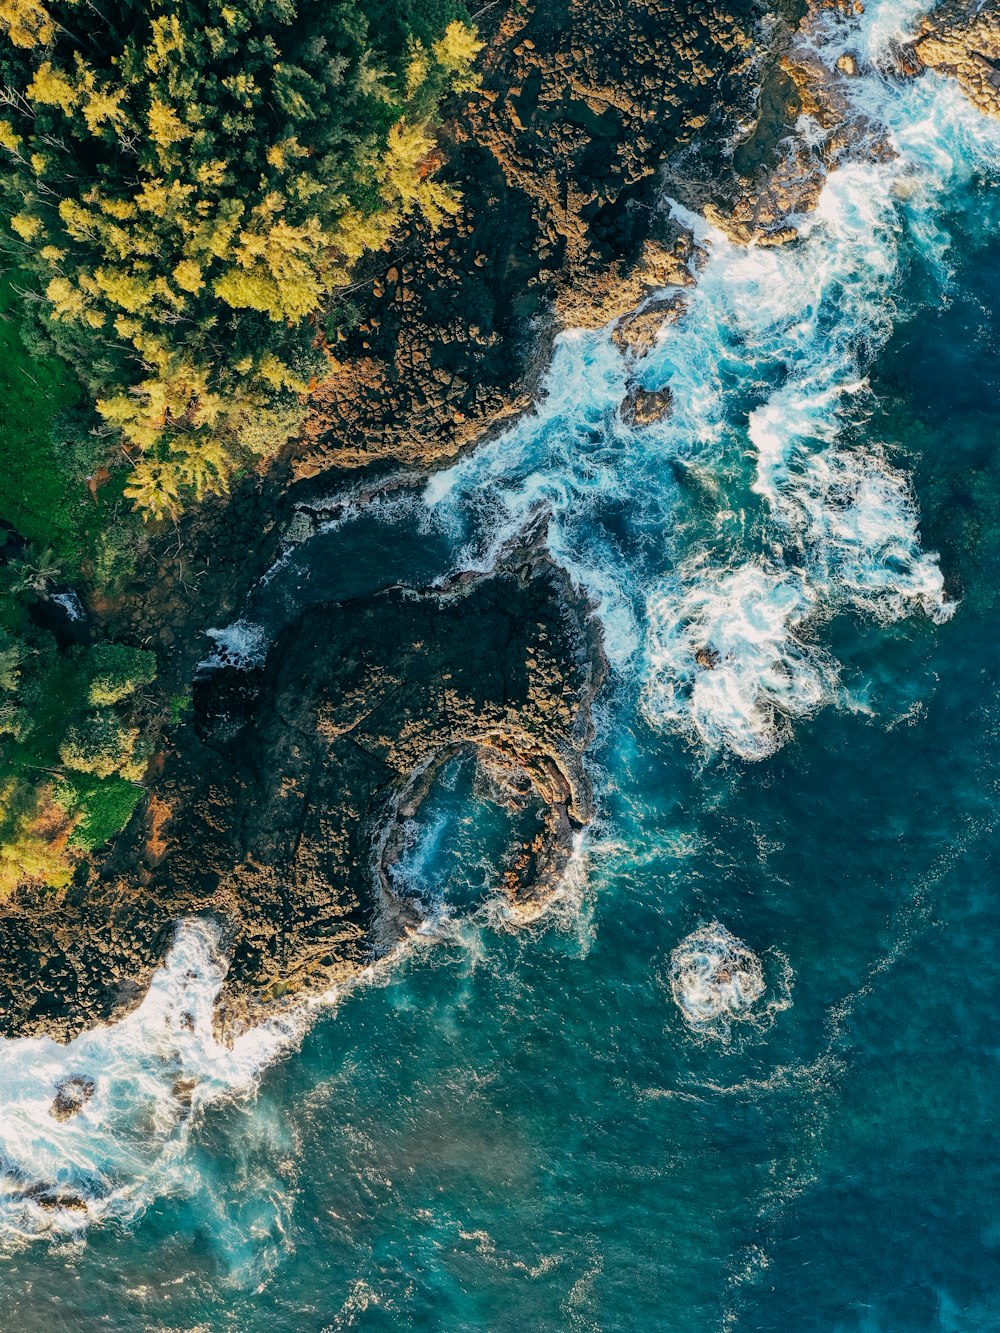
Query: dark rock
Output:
[[50, 1074, 96, 1122], [0, 535, 605, 1040]]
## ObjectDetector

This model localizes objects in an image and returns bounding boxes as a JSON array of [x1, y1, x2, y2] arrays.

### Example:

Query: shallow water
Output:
[[4, 1, 1000, 1328]]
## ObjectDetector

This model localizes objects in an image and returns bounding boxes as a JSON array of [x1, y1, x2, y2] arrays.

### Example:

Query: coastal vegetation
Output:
[[0, 0, 480, 890]]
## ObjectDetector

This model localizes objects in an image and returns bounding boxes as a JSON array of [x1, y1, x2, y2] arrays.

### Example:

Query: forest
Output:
[[0, 0, 480, 889]]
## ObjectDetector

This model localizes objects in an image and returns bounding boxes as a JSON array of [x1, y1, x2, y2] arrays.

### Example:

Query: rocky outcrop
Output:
[[701, 30, 893, 246], [912, 0, 1000, 119], [0, 536, 603, 1040], [621, 383, 674, 426], [294, 0, 762, 478], [50, 1075, 95, 1122], [612, 291, 689, 358]]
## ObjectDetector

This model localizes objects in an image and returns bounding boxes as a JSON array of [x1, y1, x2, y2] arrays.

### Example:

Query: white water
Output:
[[0, 920, 304, 1246], [423, 4, 1000, 760], [643, 560, 834, 760], [669, 923, 767, 1033], [200, 618, 270, 671]]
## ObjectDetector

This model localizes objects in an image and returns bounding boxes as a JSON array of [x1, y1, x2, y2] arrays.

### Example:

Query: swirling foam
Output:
[[669, 923, 767, 1036], [0, 920, 303, 1247], [643, 561, 834, 761], [776, 446, 954, 625]]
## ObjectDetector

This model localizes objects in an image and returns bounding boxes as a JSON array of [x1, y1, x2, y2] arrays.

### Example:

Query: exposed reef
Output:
[[0, 536, 603, 1040], [294, 0, 762, 478], [912, 0, 1000, 119]]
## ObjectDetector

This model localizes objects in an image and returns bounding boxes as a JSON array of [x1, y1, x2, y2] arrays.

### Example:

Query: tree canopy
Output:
[[0, 0, 480, 517]]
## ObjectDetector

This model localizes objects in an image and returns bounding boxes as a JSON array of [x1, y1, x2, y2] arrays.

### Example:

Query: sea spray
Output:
[[0, 920, 303, 1246]]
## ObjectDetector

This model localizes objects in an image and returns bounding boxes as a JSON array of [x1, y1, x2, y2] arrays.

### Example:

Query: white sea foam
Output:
[[200, 618, 270, 671], [777, 446, 954, 624], [0, 920, 304, 1246], [49, 590, 85, 622], [643, 561, 834, 760], [669, 923, 768, 1036]]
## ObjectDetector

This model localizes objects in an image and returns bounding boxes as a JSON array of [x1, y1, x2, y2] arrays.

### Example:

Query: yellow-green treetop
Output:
[[0, 0, 481, 517]]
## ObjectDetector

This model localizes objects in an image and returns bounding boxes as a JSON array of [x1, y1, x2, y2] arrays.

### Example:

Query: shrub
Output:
[[58, 708, 140, 778], [86, 642, 157, 705], [66, 775, 143, 851]]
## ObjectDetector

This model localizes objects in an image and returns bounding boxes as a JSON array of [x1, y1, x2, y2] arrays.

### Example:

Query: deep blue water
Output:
[[3, 4, 1000, 1329]]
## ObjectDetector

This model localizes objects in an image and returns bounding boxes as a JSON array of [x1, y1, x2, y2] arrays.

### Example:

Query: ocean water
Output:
[[4, 2, 1000, 1328]]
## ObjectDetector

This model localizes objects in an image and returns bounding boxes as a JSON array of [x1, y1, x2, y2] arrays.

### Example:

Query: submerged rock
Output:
[[669, 923, 766, 1034]]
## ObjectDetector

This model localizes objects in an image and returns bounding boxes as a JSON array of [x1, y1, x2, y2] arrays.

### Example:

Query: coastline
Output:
[[11, 0, 996, 1038]]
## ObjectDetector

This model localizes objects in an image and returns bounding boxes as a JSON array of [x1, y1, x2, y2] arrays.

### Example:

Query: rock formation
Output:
[[912, 0, 1000, 119], [0, 535, 603, 1040]]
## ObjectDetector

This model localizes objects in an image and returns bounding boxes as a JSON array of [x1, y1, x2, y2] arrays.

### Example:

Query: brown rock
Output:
[[50, 1075, 96, 1122], [912, 0, 1000, 119], [622, 383, 674, 427]]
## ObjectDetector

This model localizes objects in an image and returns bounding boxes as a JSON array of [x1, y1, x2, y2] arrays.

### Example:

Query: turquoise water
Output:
[[5, 3, 1000, 1328]]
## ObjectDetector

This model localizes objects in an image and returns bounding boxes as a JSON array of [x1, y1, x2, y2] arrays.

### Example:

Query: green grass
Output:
[[169, 690, 192, 724], [0, 274, 87, 565], [65, 773, 144, 851]]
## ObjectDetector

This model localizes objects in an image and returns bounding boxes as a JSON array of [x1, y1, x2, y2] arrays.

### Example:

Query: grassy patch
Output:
[[0, 275, 86, 564]]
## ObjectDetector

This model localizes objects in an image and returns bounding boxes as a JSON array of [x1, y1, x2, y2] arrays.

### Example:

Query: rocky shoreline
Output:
[[0, 530, 604, 1041], [11, 0, 990, 1043], [0, 0, 773, 1042]]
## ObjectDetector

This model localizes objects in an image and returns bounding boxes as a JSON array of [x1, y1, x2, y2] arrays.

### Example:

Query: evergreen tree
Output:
[[0, 0, 480, 516]]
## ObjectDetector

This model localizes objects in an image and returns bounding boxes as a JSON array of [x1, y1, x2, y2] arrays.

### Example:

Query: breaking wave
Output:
[[0, 920, 304, 1247], [668, 922, 791, 1040]]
